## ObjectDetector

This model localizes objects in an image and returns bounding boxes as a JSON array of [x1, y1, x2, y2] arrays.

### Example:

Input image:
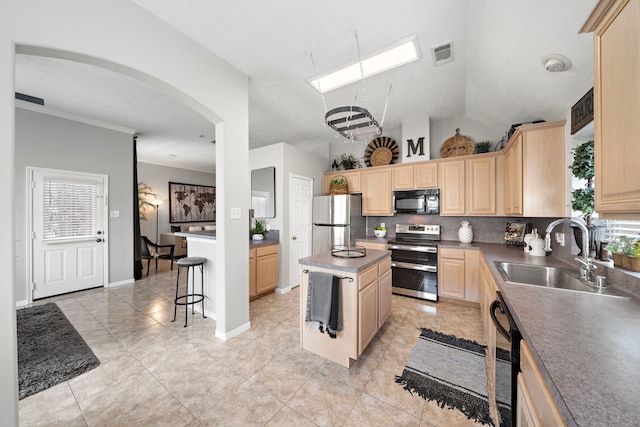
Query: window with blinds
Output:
[[604, 220, 640, 242], [42, 180, 98, 240]]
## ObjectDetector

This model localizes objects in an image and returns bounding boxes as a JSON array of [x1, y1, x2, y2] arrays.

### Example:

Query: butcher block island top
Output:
[[299, 250, 391, 368]]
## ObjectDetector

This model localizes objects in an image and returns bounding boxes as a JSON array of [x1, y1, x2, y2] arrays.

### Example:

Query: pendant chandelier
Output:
[[311, 31, 392, 142]]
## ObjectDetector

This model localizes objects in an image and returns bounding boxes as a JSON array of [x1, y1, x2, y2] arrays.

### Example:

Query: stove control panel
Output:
[[395, 224, 440, 236]]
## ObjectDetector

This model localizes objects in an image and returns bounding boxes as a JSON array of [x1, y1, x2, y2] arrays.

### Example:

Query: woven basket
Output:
[[329, 175, 348, 195]]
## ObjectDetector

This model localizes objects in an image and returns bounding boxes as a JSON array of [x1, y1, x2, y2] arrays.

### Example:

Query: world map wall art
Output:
[[168, 181, 216, 223]]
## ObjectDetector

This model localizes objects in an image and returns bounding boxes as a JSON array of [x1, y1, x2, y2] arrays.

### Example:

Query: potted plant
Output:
[[251, 218, 266, 240], [474, 141, 492, 154], [605, 236, 640, 271], [339, 153, 358, 170], [569, 140, 594, 226], [138, 182, 156, 221]]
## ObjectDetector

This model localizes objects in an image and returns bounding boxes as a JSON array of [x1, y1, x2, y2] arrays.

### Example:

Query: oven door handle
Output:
[[490, 299, 511, 342], [391, 261, 437, 273], [388, 244, 437, 253]]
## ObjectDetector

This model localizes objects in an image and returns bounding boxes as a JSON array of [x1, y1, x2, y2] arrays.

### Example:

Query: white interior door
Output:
[[289, 174, 313, 288], [31, 169, 106, 299]]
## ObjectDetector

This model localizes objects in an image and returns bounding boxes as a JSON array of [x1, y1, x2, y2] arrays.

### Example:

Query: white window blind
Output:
[[42, 180, 98, 240], [604, 220, 640, 242]]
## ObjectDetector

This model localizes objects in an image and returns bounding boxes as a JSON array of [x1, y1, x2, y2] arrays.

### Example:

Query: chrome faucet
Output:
[[544, 218, 596, 285]]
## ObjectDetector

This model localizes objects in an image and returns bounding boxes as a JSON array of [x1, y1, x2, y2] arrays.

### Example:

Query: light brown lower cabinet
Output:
[[438, 248, 480, 304], [249, 244, 279, 301], [517, 341, 566, 427], [357, 241, 388, 251]]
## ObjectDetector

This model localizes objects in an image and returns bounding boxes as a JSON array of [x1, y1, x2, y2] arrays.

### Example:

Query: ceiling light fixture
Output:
[[310, 31, 395, 142], [542, 54, 572, 72], [308, 34, 419, 93]]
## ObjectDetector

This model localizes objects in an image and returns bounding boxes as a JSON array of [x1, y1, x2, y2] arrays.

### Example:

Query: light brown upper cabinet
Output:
[[324, 170, 362, 194], [362, 167, 394, 216], [501, 121, 566, 217], [439, 154, 498, 216], [582, 0, 640, 217], [393, 163, 438, 190], [393, 165, 414, 190], [414, 163, 438, 188]]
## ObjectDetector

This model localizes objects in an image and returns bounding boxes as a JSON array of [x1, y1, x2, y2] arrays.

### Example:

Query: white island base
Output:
[[299, 250, 391, 368]]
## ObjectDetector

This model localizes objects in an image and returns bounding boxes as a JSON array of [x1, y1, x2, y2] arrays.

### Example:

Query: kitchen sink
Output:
[[495, 262, 628, 298]]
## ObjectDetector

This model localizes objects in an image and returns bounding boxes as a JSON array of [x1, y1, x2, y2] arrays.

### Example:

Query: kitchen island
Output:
[[299, 249, 391, 368]]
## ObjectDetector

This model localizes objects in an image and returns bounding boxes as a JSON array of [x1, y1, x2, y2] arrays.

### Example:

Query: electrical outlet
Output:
[[555, 232, 565, 246], [110, 210, 119, 218]]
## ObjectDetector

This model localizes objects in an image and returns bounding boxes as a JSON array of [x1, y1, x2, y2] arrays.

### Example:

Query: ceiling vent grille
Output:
[[431, 41, 454, 66]]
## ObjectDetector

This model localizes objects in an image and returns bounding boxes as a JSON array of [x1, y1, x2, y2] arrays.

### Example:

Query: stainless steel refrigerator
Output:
[[312, 194, 365, 254]]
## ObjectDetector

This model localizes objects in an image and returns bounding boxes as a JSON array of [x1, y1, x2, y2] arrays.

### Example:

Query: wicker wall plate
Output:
[[440, 128, 474, 158], [364, 136, 399, 167]]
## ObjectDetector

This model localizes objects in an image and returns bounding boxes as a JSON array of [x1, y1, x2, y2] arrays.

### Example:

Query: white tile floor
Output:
[[18, 260, 487, 426]]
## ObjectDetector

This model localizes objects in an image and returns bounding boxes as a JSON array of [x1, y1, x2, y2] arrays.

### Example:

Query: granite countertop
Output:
[[466, 242, 640, 427], [299, 249, 390, 274], [249, 240, 278, 248], [356, 236, 393, 244], [176, 230, 278, 248]]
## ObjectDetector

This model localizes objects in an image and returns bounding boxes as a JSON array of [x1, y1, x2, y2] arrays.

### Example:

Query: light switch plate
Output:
[[230, 208, 241, 219], [110, 210, 120, 218]]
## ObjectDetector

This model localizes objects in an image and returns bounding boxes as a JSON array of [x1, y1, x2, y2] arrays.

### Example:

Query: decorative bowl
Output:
[[373, 229, 387, 238]]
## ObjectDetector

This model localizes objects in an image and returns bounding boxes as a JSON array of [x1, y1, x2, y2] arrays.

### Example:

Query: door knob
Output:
[[292, 236, 297, 240]]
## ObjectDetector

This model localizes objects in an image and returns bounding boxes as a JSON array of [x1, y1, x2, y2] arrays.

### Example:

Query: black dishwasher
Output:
[[490, 291, 521, 427]]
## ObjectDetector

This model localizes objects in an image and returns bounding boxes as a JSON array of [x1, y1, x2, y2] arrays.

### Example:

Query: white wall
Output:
[[1, 0, 249, 421], [14, 108, 134, 302], [430, 116, 503, 159], [137, 162, 215, 239], [250, 143, 327, 290]]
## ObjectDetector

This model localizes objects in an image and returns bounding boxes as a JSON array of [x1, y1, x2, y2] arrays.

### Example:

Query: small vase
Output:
[[458, 221, 473, 244], [252, 233, 264, 241]]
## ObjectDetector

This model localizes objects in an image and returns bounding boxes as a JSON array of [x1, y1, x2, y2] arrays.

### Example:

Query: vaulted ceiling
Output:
[[14, 0, 598, 172]]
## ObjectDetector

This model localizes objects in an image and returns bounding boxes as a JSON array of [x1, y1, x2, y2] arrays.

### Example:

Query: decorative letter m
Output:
[[406, 137, 425, 157]]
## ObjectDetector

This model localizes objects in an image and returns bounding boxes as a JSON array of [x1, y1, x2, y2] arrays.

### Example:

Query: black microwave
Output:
[[393, 189, 440, 215]]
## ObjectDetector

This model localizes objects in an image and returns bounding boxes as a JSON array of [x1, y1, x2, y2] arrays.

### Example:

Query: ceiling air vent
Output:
[[431, 41, 454, 66]]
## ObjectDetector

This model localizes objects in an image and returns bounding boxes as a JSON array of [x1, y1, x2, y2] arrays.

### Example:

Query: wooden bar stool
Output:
[[172, 257, 206, 327]]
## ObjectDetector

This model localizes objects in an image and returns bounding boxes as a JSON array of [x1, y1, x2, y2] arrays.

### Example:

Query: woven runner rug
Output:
[[396, 328, 511, 426], [17, 303, 100, 400]]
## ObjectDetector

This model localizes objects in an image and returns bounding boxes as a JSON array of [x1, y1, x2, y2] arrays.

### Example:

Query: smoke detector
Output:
[[542, 54, 572, 72]]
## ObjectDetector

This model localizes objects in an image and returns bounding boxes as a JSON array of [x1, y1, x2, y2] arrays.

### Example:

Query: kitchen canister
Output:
[[529, 238, 546, 256]]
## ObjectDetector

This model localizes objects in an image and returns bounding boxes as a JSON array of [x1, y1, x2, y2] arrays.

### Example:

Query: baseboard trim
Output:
[[215, 321, 250, 341], [275, 286, 291, 295], [16, 300, 28, 308], [107, 278, 135, 288]]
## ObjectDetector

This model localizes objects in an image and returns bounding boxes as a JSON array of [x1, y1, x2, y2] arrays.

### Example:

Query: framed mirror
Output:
[[251, 166, 275, 218]]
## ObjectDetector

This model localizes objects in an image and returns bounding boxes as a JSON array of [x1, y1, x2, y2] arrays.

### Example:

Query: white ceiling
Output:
[[14, 0, 598, 172]]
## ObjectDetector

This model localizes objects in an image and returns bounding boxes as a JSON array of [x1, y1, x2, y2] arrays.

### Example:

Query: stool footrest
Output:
[[175, 294, 205, 306]]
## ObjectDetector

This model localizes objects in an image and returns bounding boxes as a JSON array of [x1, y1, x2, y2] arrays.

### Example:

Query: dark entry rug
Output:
[[395, 328, 511, 426], [17, 303, 100, 400]]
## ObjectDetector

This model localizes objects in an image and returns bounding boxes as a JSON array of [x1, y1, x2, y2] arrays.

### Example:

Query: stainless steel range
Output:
[[387, 224, 440, 301]]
